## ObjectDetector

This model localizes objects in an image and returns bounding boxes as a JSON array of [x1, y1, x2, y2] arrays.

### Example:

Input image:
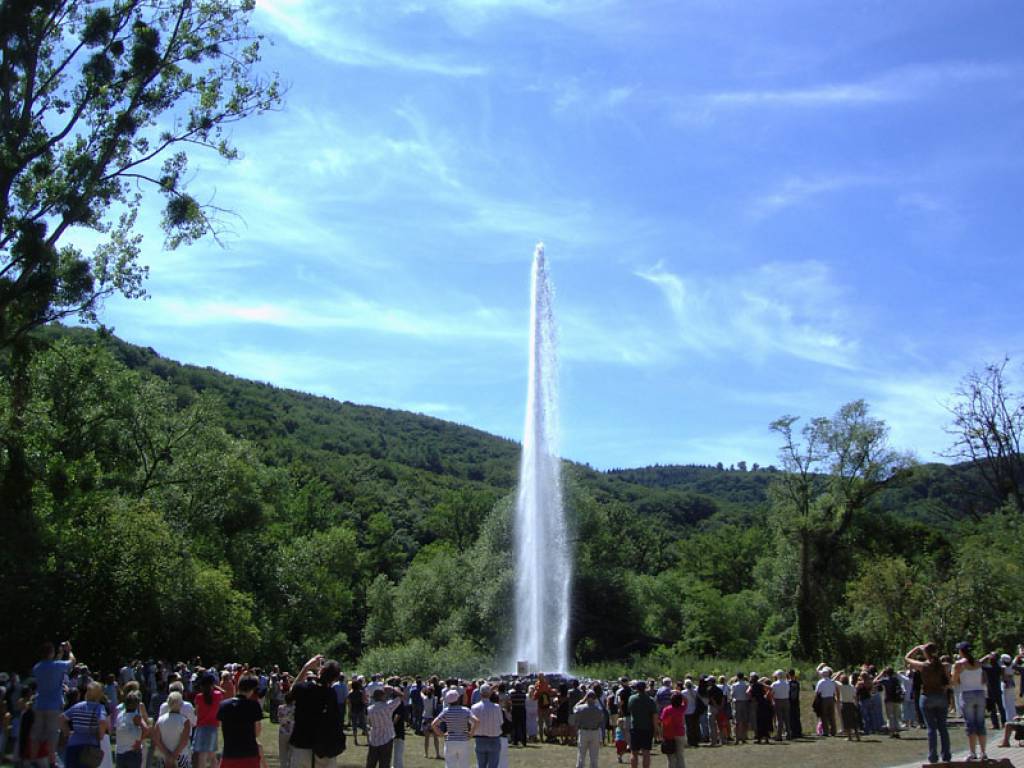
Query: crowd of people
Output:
[[4, 639, 1024, 768]]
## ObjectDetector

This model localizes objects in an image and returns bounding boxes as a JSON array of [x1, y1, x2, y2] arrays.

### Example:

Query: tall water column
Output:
[[512, 242, 571, 673]]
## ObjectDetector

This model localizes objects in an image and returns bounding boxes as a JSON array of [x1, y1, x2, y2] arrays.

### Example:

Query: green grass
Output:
[[260, 718, 969, 768]]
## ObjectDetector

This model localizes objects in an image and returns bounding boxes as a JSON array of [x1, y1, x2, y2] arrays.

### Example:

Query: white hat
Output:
[[774, 669, 785, 678], [1002, 654, 1013, 665], [445, 689, 460, 704]]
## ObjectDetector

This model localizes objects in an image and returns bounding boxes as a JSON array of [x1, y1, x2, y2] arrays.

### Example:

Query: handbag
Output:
[[660, 738, 676, 754], [78, 704, 104, 768]]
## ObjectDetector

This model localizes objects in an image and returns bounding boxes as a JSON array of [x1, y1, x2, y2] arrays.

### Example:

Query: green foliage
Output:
[[2, 326, 1020, 674]]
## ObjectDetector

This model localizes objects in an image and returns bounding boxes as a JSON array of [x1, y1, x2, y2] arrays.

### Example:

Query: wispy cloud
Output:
[[701, 60, 1017, 112], [255, 0, 486, 76], [635, 260, 859, 369], [750, 174, 883, 218]]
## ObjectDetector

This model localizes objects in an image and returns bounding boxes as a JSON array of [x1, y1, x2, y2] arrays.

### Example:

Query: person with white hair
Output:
[[153, 692, 192, 768], [814, 664, 837, 737], [770, 671, 790, 741], [470, 684, 503, 768], [571, 690, 604, 768]]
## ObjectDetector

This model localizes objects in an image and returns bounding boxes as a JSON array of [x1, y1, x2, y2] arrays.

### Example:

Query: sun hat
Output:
[[445, 689, 460, 704]]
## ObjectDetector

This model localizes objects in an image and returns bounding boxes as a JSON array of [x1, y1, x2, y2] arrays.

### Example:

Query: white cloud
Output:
[[750, 174, 883, 218], [255, 0, 486, 76], [635, 260, 859, 369]]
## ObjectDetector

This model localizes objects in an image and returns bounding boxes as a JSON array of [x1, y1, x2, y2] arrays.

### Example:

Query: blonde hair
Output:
[[167, 692, 184, 713], [85, 682, 104, 702]]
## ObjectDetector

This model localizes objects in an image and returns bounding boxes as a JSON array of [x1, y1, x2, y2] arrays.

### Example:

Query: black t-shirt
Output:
[[290, 681, 333, 749], [217, 697, 263, 759]]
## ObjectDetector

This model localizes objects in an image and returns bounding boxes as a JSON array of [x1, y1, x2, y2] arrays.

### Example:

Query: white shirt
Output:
[[159, 700, 197, 727], [770, 679, 789, 700], [815, 678, 837, 698], [471, 699, 504, 738], [730, 682, 748, 702], [156, 713, 190, 755]]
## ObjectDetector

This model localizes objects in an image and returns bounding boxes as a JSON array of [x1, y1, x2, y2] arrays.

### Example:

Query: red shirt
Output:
[[659, 704, 686, 740], [196, 689, 225, 728]]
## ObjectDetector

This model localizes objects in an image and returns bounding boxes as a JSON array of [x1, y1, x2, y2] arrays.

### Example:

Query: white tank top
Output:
[[959, 665, 985, 692]]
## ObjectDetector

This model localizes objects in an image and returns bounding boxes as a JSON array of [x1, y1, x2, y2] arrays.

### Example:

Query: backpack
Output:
[[313, 688, 347, 758]]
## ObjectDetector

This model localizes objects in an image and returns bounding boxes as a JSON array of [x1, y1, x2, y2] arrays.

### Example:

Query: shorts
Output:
[[116, 751, 143, 768], [628, 730, 653, 752], [29, 709, 62, 753], [219, 757, 261, 768], [193, 725, 219, 753]]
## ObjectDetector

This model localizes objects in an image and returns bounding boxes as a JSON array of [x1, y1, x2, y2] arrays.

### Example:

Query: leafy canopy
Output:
[[0, 0, 281, 350]]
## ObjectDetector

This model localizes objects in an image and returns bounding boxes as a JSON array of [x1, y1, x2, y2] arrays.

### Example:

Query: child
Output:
[[614, 721, 627, 763]]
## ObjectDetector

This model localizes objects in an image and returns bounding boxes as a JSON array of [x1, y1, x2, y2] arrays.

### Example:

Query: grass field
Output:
[[259, 720, 970, 768]]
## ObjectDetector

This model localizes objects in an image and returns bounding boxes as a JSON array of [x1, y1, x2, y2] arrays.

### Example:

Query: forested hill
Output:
[[4, 326, 1011, 675]]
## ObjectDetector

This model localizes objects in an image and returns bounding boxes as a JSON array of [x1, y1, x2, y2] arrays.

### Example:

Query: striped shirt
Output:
[[435, 705, 474, 742], [367, 698, 402, 747], [64, 701, 106, 747], [470, 700, 503, 738]]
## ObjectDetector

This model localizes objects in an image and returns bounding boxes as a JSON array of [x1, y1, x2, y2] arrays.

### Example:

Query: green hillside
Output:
[[1, 326, 1019, 675]]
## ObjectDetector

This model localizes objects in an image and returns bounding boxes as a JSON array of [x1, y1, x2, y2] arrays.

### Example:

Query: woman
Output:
[[854, 671, 874, 735], [952, 641, 988, 761], [431, 690, 478, 768], [153, 692, 192, 768], [747, 675, 773, 745], [61, 681, 108, 768], [525, 685, 539, 742], [907, 642, 952, 764], [658, 692, 686, 768], [349, 676, 367, 746], [216, 676, 263, 768], [421, 686, 441, 759], [193, 673, 223, 768], [837, 674, 860, 741], [114, 692, 147, 768]]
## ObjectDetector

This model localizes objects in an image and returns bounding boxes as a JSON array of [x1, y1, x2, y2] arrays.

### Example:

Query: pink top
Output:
[[195, 689, 224, 728], [659, 703, 686, 740]]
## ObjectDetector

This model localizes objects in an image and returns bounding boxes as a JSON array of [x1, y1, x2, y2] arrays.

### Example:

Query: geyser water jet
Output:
[[512, 242, 571, 673]]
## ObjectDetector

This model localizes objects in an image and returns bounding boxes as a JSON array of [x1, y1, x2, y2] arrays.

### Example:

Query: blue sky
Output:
[[88, 0, 1024, 470]]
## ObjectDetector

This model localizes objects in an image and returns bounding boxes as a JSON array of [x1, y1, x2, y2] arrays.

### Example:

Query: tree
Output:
[[769, 400, 908, 658], [945, 359, 1024, 512], [0, 0, 281, 349]]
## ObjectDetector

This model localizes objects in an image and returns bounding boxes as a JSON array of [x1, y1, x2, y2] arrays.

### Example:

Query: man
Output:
[[571, 690, 604, 768], [432, 690, 478, 768], [290, 655, 346, 768], [217, 676, 264, 768], [29, 641, 74, 768], [814, 665, 838, 737], [787, 669, 802, 738], [626, 681, 656, 768], [616, 680, 632, 750], [333, 675, 349, 730], [409, 678, 424, 734], [730, 673, 749, 744], [654, 679, 673, 712], [508, 683, 527, 747], [470, 684, 502, 768], [365, 684, 402, 768], [770, 670, 790, 741]]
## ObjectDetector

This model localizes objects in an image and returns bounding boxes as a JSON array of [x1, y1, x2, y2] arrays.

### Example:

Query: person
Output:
[[289, 655, 346, 768], [30, 641, 75, 767], [627, 681, 656, 768], [533, 675, 553, 744], [61, 681, 107, 768], [365, 684, 402, 768], [981, 653, 1006, 729], [524, 686, 539, 742], [730, 673, 749, 743], [571, 691, 603, 768], [421, 686, 441, 759], [952, 641, 988, 761], [431, 689, 478, 768], [277, 690, 295, 768], [217, 677, 264, 768], [470, 684, 502, 768], [836, 674, 859, 741], [875, 667, 903, 737], [114, 692, 147, 768], [508, 684, 527, 748], [192, 673, 223, 768], [1001, 654, 1017, 726], [747, 674, 772, 745], [787, 670, 802, 738], [658, 692, 685, 768], [153, 692, 191, 768], [906, 642, 952, 765], [349, 677, 367, 746], [613, 720, 627, 764], [770, 670, 790, 741], [814, 665, 837, 737]]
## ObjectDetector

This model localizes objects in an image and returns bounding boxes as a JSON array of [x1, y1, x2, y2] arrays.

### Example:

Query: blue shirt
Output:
[[436, 706, 473, 741], [64, 701, 107, 747], [32, 660, 71, 711]]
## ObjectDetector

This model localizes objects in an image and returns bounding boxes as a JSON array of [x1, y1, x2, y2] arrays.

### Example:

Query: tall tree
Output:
[[769, 400, 907, 658], [945, 358, 1024, 512]]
